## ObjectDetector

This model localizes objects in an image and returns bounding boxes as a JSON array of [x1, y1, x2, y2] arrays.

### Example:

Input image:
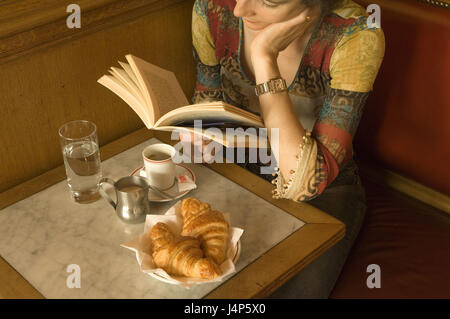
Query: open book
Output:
[[97, 54, 267, 148]]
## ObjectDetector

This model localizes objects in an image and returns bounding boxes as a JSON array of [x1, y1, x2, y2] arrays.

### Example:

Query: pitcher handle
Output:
[[98, 177, 117, 209]]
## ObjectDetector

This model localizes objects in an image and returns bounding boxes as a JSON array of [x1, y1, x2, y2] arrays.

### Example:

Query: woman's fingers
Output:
[[179, 131, 194, 142], [180, 131, 213, 145], [285, 9, 312, 39], [286, 8, 311, 26], [179, 131, 215, 163]]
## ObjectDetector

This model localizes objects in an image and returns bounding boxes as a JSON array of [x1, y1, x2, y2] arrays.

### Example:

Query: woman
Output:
[[182, 0, 385, 298]]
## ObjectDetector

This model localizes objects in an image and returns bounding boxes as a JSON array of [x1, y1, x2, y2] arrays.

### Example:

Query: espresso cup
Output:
[[142, 143, 176, 190]]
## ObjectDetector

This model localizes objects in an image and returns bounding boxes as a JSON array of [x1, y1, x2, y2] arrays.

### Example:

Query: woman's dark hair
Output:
[[302, 0, 344, 14]]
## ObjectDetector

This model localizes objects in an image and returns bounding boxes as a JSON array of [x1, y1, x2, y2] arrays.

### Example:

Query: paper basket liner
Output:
[[121, 200, 244, 288]]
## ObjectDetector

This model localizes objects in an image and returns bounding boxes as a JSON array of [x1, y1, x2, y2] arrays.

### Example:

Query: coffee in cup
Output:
[[142, 143, 176, 190]]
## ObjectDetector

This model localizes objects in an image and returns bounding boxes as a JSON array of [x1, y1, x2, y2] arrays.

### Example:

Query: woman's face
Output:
[[233, 0, 309, 31]]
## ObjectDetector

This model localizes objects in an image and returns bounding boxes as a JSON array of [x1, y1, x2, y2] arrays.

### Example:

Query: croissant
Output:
[[149, 222, 222, 279], [180, 198, 230, 265]]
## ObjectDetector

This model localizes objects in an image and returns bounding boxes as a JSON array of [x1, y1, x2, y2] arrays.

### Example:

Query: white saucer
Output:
[[130, 164, 196, 202]]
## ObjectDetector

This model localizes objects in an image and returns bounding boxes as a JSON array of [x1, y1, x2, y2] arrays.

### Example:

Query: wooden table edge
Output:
[[0, 128, 346, 299], [205, 223, 345, 299]]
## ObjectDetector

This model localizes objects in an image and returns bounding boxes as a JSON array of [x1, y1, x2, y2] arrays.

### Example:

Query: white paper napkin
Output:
[[139, 168, 197, 193], [121, 200, 244, 288]]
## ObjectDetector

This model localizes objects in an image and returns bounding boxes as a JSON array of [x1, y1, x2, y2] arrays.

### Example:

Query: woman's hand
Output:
[[179, 132, 217, 163], [250, 9, 313, 61]]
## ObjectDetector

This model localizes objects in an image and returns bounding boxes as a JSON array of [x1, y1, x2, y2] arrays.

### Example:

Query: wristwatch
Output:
[[254, 77, 288, 96]]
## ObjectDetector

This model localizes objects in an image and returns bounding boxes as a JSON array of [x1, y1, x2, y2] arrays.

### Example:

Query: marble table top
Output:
[[0, 137, 305, 298]]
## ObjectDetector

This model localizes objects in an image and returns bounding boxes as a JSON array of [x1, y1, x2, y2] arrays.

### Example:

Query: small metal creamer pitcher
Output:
[[98, 176, 150, 223]]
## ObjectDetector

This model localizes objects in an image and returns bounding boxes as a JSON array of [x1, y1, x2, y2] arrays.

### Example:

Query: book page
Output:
[[125, 54, 189, 123], [155, 126, 268, 148], [97, 75, 152, 128], [154, 102, 264, 128], [109, 67, 146, 108], [118, 61, 141, 91]]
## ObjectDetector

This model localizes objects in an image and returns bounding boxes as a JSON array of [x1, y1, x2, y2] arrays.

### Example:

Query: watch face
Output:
[[270, 79, 286, 93], [274, 80, 284, 90]]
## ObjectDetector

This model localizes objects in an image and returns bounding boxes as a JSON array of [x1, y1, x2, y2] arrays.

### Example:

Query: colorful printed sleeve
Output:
[[191, 0, 224, 104], [273, 26, 385, 202]]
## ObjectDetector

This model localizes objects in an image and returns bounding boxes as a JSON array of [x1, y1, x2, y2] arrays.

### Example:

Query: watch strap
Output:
[[255, 77, 288, 96]]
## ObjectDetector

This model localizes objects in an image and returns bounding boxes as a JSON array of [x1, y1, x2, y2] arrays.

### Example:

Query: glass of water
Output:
[[58, 120, 102, 204]]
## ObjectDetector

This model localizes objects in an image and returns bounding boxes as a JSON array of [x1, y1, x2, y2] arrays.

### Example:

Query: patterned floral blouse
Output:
[[191, 0, 385, 202]]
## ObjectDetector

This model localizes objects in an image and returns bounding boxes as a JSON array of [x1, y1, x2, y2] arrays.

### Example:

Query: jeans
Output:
[[235, 151, 367, 298]]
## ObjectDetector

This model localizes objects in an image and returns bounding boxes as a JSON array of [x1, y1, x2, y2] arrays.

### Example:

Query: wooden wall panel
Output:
[[0, 0, 197, 192]]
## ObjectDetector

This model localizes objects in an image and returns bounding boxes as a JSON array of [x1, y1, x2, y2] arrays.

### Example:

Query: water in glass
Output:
[[63, 140, 102, 203]]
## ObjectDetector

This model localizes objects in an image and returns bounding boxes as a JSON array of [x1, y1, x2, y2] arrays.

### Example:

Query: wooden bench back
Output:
[[0, 0, 196, 192]]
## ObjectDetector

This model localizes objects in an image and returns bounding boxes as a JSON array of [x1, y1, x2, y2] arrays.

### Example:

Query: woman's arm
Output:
[[248, 10, 320, 197], [252, 54, 306, 184], [191, 0, 223, 104], [250, 12, 385, 201], [181, 0, 222, 162]]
